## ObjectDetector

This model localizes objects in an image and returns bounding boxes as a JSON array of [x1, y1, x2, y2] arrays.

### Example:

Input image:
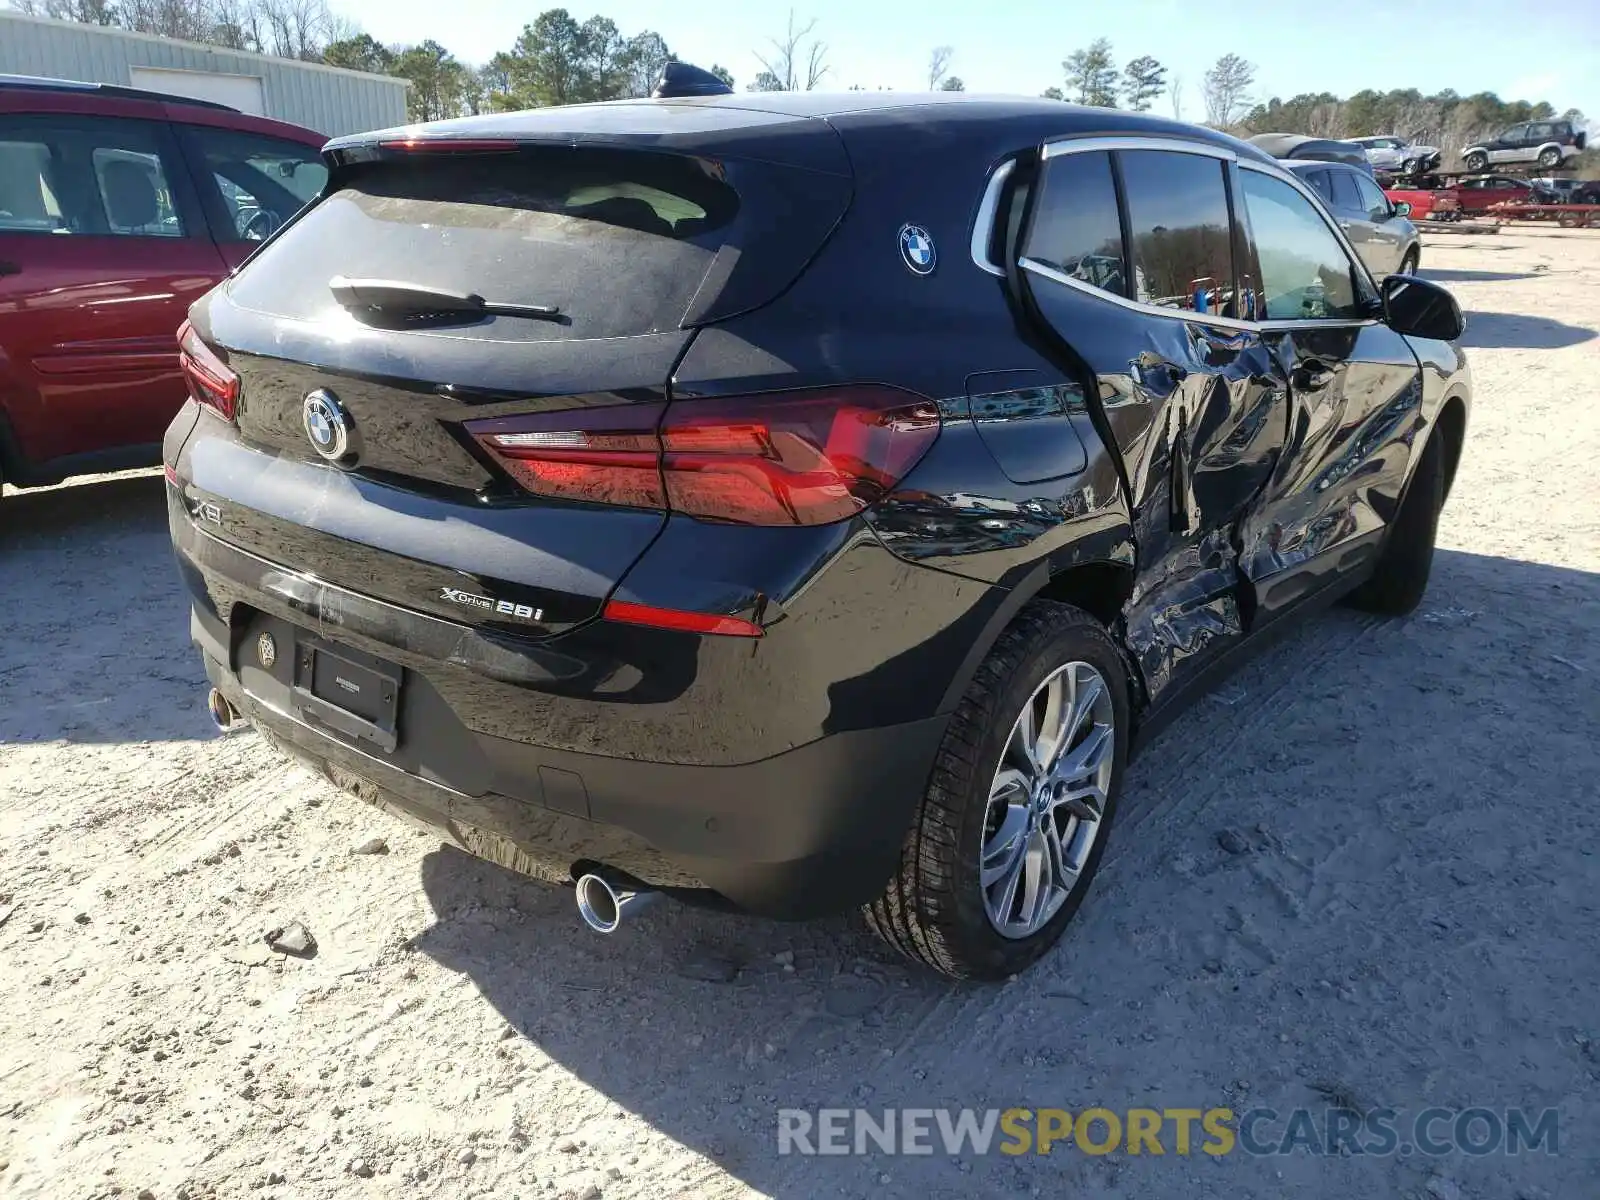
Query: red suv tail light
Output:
[[177, 320, 240, 422], [468, 386, 940, 526]]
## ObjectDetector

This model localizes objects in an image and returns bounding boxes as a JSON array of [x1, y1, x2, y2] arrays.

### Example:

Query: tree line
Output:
[[1045, 38, 1585, 164], [10, 0, 1585, 157]]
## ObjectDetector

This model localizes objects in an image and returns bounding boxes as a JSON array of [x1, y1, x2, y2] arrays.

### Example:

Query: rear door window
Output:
[[227, 145, 846, 341], [1116, 149, 1235, 316], [1302, 169, 1334, 205], [1022, 150, 1127, 297], [0, 139, 64, 232], [1328, 169, 1364, 214], [0, 115, 189, 237]]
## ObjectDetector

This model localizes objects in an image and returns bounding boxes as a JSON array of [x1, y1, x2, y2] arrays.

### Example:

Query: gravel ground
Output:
[[2, 228, 1598, 1200]]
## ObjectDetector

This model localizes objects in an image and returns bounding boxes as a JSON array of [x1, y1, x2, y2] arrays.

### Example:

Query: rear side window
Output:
[[1117, 150, 1235, 316], [227, 146, 843, 342], [1238, 169, 1361, 321], [1302, 169, 1334, 205], [1024, 150, 1127, 297], [0, 115, 185, 237]]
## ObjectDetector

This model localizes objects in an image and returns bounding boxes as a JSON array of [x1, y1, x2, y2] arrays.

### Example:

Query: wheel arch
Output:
[[936, 553, 1138, 716], [1435, 392, 1468, 502]]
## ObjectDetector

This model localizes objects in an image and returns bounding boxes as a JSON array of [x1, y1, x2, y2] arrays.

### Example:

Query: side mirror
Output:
[[1382, 274, 1464, 341], [1393, 200, 1412, 217]]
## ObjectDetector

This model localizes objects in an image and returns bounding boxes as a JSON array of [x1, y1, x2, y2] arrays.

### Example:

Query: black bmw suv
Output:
[[166, 91, 1470, 979]]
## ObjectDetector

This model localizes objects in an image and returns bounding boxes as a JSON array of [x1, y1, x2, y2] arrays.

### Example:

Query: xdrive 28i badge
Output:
[[302, 389, 359, 463], [898, 224, 936, 275]]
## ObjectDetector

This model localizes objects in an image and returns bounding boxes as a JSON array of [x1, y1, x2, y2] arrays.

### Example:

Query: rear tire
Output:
[[1345, 429, 1445, 616], [1537, 147, 1561, 169], [865, 601, 1130, 980], [1464, 151, 1488, 173]]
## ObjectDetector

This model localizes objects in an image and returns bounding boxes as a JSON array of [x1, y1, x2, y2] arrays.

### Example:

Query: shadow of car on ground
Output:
[[407, 547, 1600, 1199], [1460, 310, 1597, 349]]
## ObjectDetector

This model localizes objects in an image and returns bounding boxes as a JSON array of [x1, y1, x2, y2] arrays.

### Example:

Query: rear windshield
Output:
[[228, 147, 744, 341]]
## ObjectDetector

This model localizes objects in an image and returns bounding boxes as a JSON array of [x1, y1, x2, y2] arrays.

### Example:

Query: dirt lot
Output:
[[3, 228, 1598, 1200]]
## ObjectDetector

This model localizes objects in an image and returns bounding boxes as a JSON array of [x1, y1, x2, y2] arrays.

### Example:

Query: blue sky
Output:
[[348, 0, 1598, 124]]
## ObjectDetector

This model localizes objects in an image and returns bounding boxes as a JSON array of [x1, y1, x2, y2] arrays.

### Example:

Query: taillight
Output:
[[468, 386, 940, 526], [472, 402, 668, 508], [177, 320, 240, 422]]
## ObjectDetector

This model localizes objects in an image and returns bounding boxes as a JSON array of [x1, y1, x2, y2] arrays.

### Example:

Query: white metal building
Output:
[[0, 11, 407, 136]]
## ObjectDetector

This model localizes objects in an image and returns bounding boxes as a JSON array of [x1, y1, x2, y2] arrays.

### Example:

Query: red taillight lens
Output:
[[472, 403, 668, 508], [602, 600, 763, 638], [177, 320, 240, 422], [467, 387, 940, 527], [661, 388, 940, 525]]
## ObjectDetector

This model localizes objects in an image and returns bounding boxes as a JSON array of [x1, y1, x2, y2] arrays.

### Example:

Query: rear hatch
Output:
[[187, 114, 852, 637]]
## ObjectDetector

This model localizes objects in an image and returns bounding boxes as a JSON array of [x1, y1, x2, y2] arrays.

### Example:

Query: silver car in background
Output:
[[1352, 135, 1442, 176], [1286, 159, 1421, 278]]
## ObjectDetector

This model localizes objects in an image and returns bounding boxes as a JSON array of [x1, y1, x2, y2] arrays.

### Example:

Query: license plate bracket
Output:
[[290, 637, 401, 753]]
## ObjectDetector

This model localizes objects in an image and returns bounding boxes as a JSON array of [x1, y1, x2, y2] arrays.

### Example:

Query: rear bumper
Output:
[[201, 646, 943, 917], [174, 503, 961, 918]]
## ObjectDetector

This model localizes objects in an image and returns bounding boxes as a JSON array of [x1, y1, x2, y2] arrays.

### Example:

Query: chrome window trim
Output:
[[970, 158, 1016, 277], [1019, 258, 1260, 333], [1041, 135, 1237, 162], [1008, 135, 1385, 334]]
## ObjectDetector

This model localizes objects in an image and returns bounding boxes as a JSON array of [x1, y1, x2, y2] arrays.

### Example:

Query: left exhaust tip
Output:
[[207, 687, 245, 733], [575, 872, 659, 933]]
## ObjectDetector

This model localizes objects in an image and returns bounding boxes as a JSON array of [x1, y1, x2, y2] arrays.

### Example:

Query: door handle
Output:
[[1293, 360, 1336, 391]]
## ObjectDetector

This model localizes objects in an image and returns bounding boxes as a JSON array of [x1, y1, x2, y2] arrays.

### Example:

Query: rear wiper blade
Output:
[[328, 276, 563, 321]]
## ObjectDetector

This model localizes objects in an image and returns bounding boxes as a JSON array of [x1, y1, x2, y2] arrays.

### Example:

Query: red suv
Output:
[[0, 75, 325, 491]]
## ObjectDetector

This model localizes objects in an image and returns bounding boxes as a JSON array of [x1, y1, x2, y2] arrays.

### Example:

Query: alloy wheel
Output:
[[980, 661, 1116, 939]]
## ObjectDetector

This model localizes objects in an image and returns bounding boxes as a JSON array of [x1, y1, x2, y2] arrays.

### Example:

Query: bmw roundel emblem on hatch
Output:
[[898, 223, 936, 275], [302, 388, 357, 463]]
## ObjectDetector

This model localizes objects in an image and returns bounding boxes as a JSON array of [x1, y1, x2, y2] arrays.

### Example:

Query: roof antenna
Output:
[[651, 61, 733, 99]]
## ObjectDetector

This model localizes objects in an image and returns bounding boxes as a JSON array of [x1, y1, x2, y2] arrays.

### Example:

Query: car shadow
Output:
[[1417, 268, 1538, 282], [0, 472, 216, 746], [410, 547, 1599, 1198], [1461, 309, 1597, 349]]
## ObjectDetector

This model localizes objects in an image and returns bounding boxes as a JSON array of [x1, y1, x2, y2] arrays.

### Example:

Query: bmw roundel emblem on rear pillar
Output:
[[302, 388, 358, 463], [898, 224, 936, 275]]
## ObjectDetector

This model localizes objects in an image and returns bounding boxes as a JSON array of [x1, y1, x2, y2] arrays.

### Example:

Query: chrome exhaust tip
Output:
[[575, 872, 659, 933], [206, 687, 245, 733]]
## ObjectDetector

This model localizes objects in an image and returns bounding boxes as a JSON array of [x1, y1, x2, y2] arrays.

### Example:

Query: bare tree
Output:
[[13, 0, 119, 24], [753, 10, 828, 92], [254, 0, 334, 60], [927, 45, 952, 91], [119, 0, 212, 41], [1169, 71, 1184, 121], [1202, 53, 1254, 127]]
